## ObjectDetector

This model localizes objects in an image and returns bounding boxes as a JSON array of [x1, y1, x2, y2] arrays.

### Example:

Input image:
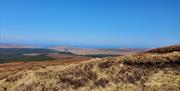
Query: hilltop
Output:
[[146, 44, 180, 53], [0, 45, 180, 91]]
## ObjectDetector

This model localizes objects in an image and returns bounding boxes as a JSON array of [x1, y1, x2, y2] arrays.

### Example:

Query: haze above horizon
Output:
[[0, 0, 180, 48]]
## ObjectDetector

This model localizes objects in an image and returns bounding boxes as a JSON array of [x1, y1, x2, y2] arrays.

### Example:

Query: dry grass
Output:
[[0, 51, 180, 91]]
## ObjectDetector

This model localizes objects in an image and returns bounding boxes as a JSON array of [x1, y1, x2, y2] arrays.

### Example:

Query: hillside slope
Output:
[[0, 51, 180, 91], [146, 44, 180, 53]]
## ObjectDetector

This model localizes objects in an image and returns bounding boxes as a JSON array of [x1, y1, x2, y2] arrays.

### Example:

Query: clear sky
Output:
[[0, 0, 180, 48]]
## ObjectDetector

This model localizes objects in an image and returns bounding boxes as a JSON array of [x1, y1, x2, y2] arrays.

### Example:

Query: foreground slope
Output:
[[0, 46, 180, 91]]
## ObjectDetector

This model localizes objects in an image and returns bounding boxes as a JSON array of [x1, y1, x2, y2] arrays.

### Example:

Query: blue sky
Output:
[[0, 0, 180, 48]]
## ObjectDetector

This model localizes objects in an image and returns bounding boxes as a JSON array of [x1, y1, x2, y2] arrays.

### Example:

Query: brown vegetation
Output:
[[0, 51, 179, 91], [0, 45, 180, 91], [146, 44, 180, 53], [0, 56, 90, 81]]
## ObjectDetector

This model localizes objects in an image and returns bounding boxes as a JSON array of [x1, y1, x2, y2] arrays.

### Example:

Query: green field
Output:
[[0, 48, 120, 63], [0, 48, 55, 63]]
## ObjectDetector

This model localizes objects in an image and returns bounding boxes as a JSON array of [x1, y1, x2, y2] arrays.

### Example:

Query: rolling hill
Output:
[[0, 45, 179, 91], [146, 44, 180, 53], [49, 46, 146, 55]]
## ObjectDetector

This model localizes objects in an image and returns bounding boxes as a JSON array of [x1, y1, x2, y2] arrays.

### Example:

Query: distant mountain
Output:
[[49, 46, 147, 55], [0, 43, 42, 48]]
